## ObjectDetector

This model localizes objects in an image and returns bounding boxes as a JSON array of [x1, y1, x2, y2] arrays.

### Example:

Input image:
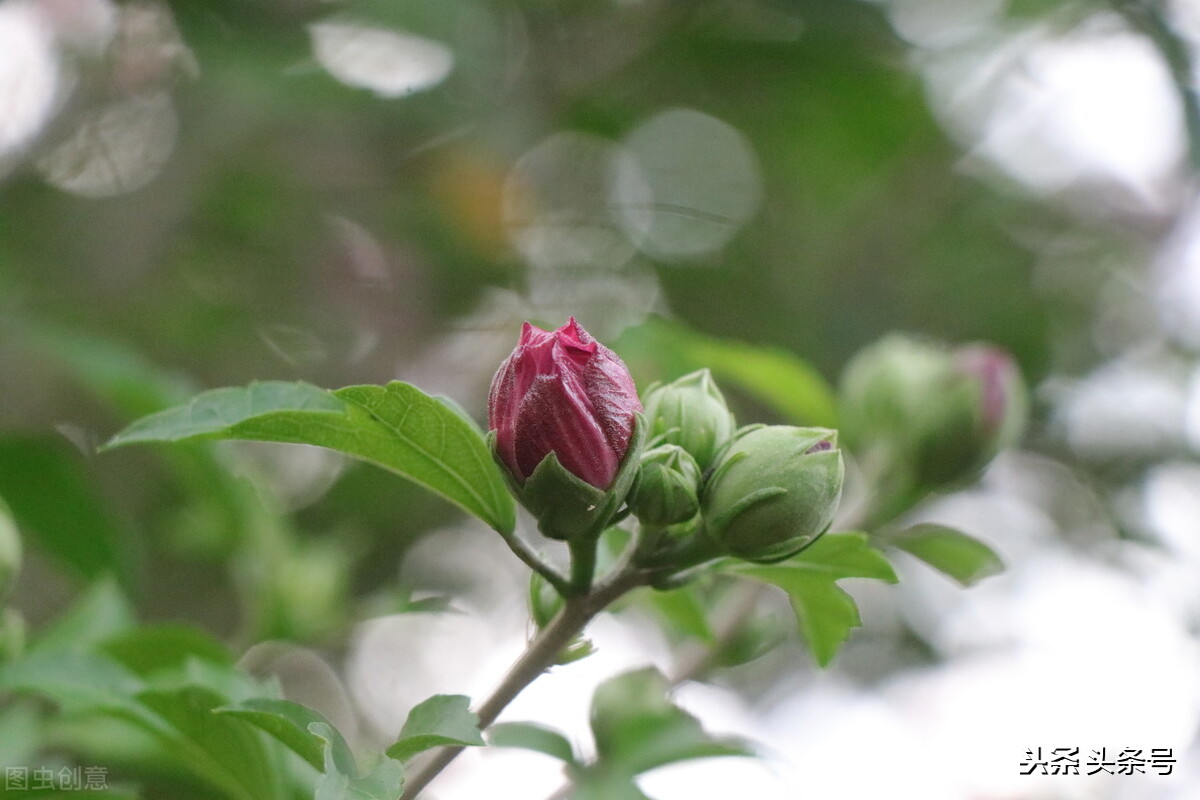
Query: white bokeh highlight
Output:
[[37, 90, 177, 197], [879, 0, 1006, 50], [0, 1, 60, 161], [1156, 203, 1200, 350], [1056, 356, 1190, 461], [309, 21, 454, 98], [920, 14, 1185, 209], [503, 131, 639, 273], [615, 108, 763, 260]]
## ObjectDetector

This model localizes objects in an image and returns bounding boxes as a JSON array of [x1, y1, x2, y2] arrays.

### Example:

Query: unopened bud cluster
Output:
[[638, 371, 843, 563], [487, 320, 844, 565]]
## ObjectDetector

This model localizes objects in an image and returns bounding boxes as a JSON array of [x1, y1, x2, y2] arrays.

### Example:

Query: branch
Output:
[[496, 525, 571, 596], [399, 566, 649, 800], [669, 580, 767, 685]]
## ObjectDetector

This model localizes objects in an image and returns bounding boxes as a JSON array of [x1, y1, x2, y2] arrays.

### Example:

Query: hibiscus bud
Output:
[[839, 335, 1026, 493], [641, 369, 736, 470], [488, 318, 644, 540], [629, 444, 702, 527], [702, 426, 844, 563], [489, 317, 641, 488], [953, 344, 1026, 450]]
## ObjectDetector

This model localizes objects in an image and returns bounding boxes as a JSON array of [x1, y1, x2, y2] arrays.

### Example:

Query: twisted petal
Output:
[[513, 373, 618, 488], [488, 317, 641, 487]]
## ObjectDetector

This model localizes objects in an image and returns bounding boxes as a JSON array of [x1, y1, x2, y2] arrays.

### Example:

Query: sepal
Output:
[[490, 415, 646, 541], [701, 426, 844, 563]]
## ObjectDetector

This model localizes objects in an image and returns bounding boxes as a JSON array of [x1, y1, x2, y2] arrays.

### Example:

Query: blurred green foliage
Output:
[[0, 0, 1174, 682], [0, 0, 1194, 795]]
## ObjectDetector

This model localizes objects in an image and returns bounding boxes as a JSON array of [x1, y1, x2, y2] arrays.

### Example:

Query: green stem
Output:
[[638, 528, 723, 574], [567, 535, 599, 595], [668, 580, 766, 684], [537, 578, 767, 800], [496, 525, 571, 596], [632, 523, 668, 561]]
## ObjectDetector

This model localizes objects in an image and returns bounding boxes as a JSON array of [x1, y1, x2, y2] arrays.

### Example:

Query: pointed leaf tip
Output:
[[891, 523, 1004, 586], [386, 694, 485, 762]]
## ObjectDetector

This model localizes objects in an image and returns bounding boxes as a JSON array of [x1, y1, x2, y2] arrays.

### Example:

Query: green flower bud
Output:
[[641, 369, 736, 470], [702, 426, 844, 563], [0, 498, 21, 603], [629, 444, 702, 527], [839, 335, 1027, 494]]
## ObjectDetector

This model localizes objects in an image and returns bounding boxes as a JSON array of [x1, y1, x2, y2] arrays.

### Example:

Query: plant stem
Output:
[[535, 578, 768, 800], [399, 567, 648, 800], [639, 528, 722, 574], [567, 535, 598, 595], [496, 525, 571, 596], [669, 580, 767, 684]]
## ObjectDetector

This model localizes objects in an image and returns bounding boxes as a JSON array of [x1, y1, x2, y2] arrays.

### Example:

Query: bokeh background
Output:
[[4, 0, 1200, 798]]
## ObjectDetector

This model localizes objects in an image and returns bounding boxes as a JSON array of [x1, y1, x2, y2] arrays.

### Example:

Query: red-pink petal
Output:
[[487, 318, 641, 487]]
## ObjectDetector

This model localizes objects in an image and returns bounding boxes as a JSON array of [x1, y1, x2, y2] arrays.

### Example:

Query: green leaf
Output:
[[646, 584, 714, 644], [106, 381, 344, 443], [0, 436, 135, 587], [105, 380, 516, 534], [734, 532, 897, 666], [488, 722, 577, 764], [332, 383, 515, 533], [28, 324, 195, 418], [134, 685, 284, 800], [785, 531, 899, 583], [555, 636, 597, 666], [0, 647, 150, 720], [386, 694, 485, 762], [312, 722, 405, 800], [100, 625, 234, 677], [32, 579, 135, 655], [215, 698, 348, 773], [571, 772, 653, 800], [0, 701, 40, 768], [616, 317, 837, 426], [780, 575, 860, 667], [2, 641, 288, 800], [180, 657, 276, 705], [890, 523, 1004, 586], [589, 668, 752, 776]]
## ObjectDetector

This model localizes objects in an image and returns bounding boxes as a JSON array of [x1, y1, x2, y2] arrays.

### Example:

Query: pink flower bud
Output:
[[488, 318, 641, 489], [953, 345, 1019, 436]]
